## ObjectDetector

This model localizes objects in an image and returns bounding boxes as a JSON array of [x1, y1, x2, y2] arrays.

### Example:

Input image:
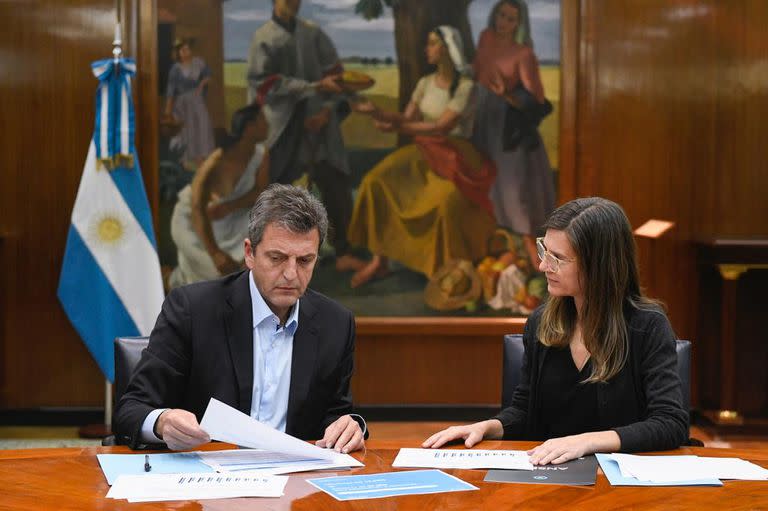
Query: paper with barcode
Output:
[[106, 472, 288, 502], [393, 448, 533, 470]]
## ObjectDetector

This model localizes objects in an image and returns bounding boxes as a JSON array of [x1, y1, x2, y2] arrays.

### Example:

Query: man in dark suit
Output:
[[113, 184, 366, 453]]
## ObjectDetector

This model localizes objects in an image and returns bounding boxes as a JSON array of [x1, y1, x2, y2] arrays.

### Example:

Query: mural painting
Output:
[[156, 0, 561, 317]]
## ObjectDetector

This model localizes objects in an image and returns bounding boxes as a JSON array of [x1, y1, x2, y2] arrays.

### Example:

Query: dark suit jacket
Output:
[[113, 270, 358, 449], [493, 304, 689, 453]]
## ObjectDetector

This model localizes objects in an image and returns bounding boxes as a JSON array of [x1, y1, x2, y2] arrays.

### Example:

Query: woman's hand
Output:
[[422, 420, 502, 449], [211, 250, 241, 275], [527, 431, 620, 465]]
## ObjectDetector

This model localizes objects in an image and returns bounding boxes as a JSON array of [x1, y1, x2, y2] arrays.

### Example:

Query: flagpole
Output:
[[105, 381, 113, 428], [78, 3, 122, 441]]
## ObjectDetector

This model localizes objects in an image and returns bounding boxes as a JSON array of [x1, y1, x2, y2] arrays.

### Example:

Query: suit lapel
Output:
[[224, 271, 254, 415], [286, 293, 318, 432]]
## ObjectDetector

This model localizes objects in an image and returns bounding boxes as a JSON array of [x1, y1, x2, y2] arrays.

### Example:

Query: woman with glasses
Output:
[[423, 197, 688, 465]]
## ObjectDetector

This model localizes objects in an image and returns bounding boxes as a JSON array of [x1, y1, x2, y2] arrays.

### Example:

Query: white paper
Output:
[[696, 457, 768, 480], [393, 448, 534, 470], [608, 453, 768, 483], [198, 448, 355, 475], [107, 471, 288, 502], [199, 398, 362, 468]]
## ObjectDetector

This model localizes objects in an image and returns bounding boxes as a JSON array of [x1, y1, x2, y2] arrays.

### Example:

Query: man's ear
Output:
[[244, 238, 255, 268]]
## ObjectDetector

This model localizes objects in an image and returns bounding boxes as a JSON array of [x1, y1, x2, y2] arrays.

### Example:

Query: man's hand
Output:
[[155, 409, 211, 451], [304, 108, 331, 133], [316, 74, 343, 94], [315, 415, 364, 454]]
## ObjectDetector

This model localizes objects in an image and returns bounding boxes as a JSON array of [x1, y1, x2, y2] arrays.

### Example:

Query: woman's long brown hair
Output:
[[537, 197, 662, 383]]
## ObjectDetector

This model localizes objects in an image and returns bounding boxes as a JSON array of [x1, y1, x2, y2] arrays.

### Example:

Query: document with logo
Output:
[[392, 448, 533, 470], [307, 470, 477, 501], [484, 455, 598, 485]]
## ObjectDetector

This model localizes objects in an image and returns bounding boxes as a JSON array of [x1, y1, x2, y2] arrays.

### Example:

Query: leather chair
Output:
[[113, 336, 150, 405], [501, 335, 694, 414], [102, 336, 149, 446]]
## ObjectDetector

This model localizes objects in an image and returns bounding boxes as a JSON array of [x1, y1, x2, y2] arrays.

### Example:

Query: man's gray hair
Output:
[[248, 184, 329, 248]]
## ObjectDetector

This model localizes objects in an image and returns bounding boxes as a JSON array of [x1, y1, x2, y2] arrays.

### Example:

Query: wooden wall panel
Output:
[[352, 319, 525, 406]]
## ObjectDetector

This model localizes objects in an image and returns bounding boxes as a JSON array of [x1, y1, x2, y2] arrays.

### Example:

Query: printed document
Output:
[[107, 472, 288, 502], [393, 448, 533, 470]]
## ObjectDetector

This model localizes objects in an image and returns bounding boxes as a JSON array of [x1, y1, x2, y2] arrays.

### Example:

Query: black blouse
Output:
[[538, 347, 599, 439], [492, 304, 689, 453]]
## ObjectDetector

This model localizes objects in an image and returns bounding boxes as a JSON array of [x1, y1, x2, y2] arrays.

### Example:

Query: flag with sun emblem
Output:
[[57, 57, 164, 382]]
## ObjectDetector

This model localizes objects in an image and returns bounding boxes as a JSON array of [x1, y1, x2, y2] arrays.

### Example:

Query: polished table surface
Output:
[[0, 440, 766, 510]]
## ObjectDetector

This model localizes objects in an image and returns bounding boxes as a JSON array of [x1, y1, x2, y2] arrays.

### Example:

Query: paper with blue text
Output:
[[393, 448, 533, 470]]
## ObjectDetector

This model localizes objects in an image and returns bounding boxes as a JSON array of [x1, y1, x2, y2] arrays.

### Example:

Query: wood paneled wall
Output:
[[560, 0, 768, 410]]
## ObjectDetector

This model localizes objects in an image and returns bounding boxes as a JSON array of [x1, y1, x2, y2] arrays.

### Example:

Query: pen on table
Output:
[[144, 454, 152, 472]]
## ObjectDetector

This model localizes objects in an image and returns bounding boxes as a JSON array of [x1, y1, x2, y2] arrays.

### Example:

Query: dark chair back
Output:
[[675, 340, 692, 413], [501, 335, 693, 412], [102, 336, 149, 446], [501, 334, 525, 408], [113, 336, 150, 405]]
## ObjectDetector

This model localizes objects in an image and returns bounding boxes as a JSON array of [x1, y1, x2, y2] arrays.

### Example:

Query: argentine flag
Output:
[[58, 58, 163, 382]]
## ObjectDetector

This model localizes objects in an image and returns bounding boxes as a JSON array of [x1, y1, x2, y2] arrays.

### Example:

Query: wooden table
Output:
[[0, 440, 766, 510]]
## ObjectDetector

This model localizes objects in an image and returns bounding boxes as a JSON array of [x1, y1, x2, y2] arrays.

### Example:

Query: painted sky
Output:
[[223, 0, 560, 62]]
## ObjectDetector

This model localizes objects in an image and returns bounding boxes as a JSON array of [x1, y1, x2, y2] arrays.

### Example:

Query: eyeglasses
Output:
[[536, 237, 576, 273]]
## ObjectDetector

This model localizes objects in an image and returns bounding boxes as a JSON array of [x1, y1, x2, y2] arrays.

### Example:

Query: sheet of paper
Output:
[[307, 469, 477, 501], [198, 449, 355, 474], [97, 452, 213, 485], [696, 457, 768, 480], [485, 455, 598, 485], [107, 471, 288, 502], [596, 454, 722, 487], [392, 448, 533, 470], [199, 398, 362, 468]]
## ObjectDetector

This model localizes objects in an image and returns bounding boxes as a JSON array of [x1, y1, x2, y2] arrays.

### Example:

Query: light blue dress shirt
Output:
[[248, 271, 298, 432], [140, 271, 298, 442]]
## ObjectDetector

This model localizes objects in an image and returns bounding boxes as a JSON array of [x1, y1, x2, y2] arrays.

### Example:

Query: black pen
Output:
[[144, 454, 152, 472]]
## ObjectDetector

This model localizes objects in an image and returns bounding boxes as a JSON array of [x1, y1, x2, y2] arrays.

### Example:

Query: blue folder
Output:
[[97, 452, 213, 485]]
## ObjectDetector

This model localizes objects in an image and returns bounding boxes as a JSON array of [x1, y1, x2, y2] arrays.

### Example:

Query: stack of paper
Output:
[[393, 448, 534, 470], [596, 453, 768, 486], [99, 398, 365, 502], [107, 472, 288, 502], [198, 448, 356, 474]]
